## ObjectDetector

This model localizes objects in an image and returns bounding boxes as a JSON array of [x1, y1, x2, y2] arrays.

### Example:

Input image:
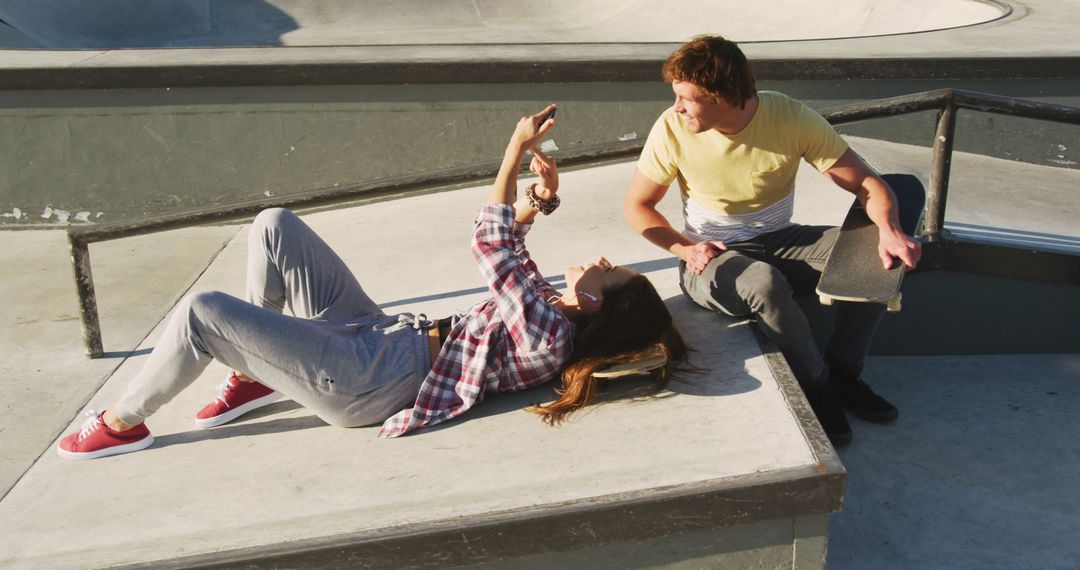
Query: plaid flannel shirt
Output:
[[378, 203, 575, 437]]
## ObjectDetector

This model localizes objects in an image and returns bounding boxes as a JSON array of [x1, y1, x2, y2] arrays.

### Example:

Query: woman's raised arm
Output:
[[489, 104, 556, 207]]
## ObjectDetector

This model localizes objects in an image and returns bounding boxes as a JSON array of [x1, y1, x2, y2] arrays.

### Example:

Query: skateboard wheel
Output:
[[819, 295, 834, 306], [886, 294, 902, 312]]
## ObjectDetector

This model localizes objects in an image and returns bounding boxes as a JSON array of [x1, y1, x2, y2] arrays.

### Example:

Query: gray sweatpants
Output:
[[113, 208, 431, 428], [680, 223, 886, 388]]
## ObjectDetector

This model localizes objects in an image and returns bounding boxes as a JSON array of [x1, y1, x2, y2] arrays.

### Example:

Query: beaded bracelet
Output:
[[525, 183, 560, 215]]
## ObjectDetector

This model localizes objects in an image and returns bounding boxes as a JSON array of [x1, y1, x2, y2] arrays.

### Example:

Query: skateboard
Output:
[[816, 173, 926, 312], [592, 344, 668, 379]]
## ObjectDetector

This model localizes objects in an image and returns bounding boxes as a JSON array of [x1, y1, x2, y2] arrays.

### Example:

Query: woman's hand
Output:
[[513, 147, 560, 224], [509, 104, 556, 153], [490, 104, 556, 208], [529, 148, 559, 197]]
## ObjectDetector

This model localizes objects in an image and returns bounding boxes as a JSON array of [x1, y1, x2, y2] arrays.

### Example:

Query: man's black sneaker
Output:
[[803, 384, 852, 446], [830, 375, 898, 423]]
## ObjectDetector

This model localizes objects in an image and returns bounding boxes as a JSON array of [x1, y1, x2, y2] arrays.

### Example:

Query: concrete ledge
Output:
[[137, 466, 841, 569], [2, 54, 1080, 90], [130, 329, 842, 570], [0, 162, 843, 569]]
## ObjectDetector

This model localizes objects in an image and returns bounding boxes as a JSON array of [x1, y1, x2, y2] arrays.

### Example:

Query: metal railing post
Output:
[[68, 234, 104, 358], [926, 98, 958, 242]]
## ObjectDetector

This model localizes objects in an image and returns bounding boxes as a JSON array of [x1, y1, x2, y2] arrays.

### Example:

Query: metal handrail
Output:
[[820, 89, 1080, 241], [68, 88, 1080, 357], [66, 140, 644, 358]]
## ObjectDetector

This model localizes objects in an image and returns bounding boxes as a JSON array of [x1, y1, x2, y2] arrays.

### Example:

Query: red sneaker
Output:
[[195, 373, 281, 428], [57, 410, 154, 460]]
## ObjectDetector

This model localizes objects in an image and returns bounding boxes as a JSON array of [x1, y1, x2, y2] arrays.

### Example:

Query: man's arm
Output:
[[824, 148, 922, 270], [623, 168, 726, 274]]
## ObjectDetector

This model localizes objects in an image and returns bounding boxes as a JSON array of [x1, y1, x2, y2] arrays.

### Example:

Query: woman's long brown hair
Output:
[[528, 275, 690, 425]]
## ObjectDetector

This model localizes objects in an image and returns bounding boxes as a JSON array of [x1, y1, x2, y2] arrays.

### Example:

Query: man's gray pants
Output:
[[113, 208, 430, 428], [680, 223, 886, 388]]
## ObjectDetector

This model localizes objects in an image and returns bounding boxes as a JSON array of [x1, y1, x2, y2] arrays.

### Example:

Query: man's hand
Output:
[[878, 229, 922, 270], [825, 149, 923, 271], [529, 148, 558, 197], [677, 240, 727, 275]]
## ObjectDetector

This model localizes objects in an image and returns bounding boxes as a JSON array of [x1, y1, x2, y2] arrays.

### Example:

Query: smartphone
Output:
[[538, 107, 557, 125]]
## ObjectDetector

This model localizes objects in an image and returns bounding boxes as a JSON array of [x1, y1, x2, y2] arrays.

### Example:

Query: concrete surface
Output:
[[0, 160, 831, 569], [840, 138, 1080, 250], [0, 133, 1076, 567], [4, 79, 1077, 227], [0, 82, 678, 225], [3, 0, 1078, 226], [457, 513, 830, 570], [0, 21, 34, 48], [0, 226, 237, 499], [1, 0, 1075, 70], [0, 133, 913, 502], [1, 0, 1078, 563], [0, 0, 1004, 48], [831, 354, 1080, 569]]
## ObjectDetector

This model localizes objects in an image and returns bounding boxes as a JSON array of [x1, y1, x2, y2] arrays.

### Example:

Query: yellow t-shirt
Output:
[[638, 91, 848, 217]]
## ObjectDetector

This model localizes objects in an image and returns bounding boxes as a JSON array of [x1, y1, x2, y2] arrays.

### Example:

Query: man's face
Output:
[[671, 80, 728, 133]]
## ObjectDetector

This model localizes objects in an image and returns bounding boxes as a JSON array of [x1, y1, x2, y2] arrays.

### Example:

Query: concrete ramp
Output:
[[0, 20, 36, 47], [0, 0, 1006, 48]]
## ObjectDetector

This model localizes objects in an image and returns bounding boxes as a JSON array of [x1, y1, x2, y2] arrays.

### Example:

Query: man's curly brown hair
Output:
[[662, 35, 757, 109]]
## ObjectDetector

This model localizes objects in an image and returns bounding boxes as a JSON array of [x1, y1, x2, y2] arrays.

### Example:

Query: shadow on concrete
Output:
[[667, 368, 763, 398], [229, 398, 305, 422], [0, 1, 298, 49], [380, 285, 490, 310], [419, 383, 560, 435], [124, 342, 762, 450], [379, 257, 681, 310], [0, 18, 36, 47], [100, 347, 152, 359], [420, 342, 762, 436], [151, 408, 324, 451], [829, 354, 1080, 569]]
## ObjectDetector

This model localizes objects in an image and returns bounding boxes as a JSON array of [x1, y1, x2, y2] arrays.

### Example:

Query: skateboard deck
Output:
[[816, 173, 926, 312], [592, 345, 668, 379]]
